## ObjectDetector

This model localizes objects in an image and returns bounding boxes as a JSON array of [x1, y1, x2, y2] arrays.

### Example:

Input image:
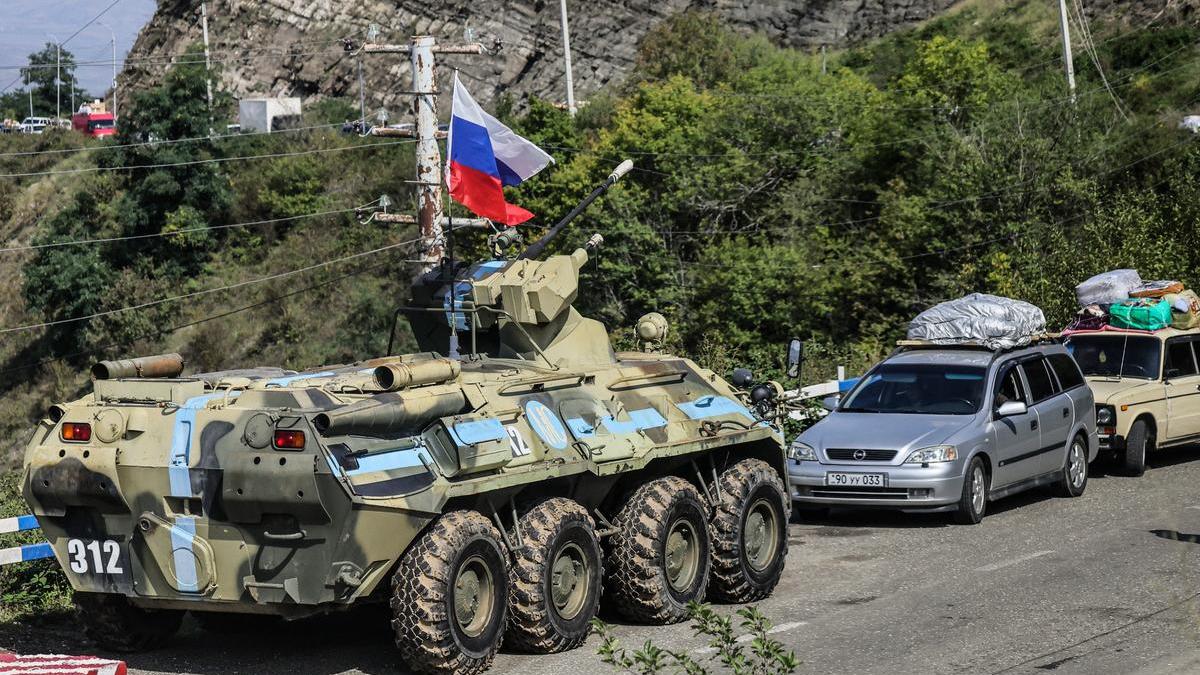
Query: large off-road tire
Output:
[[952, 456, 988, 525], [391, 511, 508, 675], [708, 459, 789, 603], [1124, 419, 1152, 477], [1052, 434, 1089, 498], [74, 592, 183, 652], [507, 498, 603, 654], [605, 476, 711, 624]]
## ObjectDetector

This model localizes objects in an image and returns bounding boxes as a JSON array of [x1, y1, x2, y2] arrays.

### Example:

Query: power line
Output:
[[0, 138, 417, 179], [1, 236, 426, 335], [0, 252, 410, 377], [0, 200, 380, 254], [60, 0, 123, 48]]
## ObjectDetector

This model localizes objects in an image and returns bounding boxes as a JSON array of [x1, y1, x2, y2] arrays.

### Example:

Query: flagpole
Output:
[[445, 71, 459, 359]]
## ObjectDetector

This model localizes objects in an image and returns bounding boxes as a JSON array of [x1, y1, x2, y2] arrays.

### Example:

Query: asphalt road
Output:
[[9, 448, 1200, 675]]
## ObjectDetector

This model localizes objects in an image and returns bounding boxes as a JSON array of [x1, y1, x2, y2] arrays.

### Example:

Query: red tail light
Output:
[[273, 430, 305, 449], [61, 423, 91, 442]]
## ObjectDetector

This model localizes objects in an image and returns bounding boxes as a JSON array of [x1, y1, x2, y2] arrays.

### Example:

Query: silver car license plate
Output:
[[825, 472, 886, 487]]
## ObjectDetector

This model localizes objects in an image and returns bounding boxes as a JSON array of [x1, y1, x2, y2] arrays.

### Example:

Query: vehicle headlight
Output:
[[1096, 406, 1115, 426], [789, 440, 817, 462], [904, 445, 958, 464]]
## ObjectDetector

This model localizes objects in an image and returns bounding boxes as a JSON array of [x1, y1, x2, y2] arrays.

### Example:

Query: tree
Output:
[[20, 42, 82, 117]]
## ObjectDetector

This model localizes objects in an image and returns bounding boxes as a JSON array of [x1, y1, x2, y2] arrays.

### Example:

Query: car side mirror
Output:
[[997, 401, 1028, 417], [821, 395, 840, 412], [786, 338, 804, 379]]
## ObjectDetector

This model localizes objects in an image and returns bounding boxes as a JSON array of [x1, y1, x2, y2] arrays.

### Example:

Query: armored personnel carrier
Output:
[[22, 162, 793, 674]]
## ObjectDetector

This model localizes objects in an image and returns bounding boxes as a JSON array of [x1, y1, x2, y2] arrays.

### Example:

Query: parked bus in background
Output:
[[71, 100, 116, 139]]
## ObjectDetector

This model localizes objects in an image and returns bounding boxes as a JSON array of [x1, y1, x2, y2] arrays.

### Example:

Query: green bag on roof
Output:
[[1109, 298, 1172, 330]]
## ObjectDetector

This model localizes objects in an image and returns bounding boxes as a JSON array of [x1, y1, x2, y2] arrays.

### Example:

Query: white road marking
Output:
[[975, 550, 1055, 572], [693, 621, 808, 654]]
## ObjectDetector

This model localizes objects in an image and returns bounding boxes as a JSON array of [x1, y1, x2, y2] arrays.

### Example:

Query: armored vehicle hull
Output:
[[23, 167, 791, 674]]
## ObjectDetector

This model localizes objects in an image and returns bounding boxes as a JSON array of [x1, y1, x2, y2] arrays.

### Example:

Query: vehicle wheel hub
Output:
[[550, 542, 589, 619], [665, 521, 699, 592], [744, 498, 779, 571], [453, 555, 493, 637]]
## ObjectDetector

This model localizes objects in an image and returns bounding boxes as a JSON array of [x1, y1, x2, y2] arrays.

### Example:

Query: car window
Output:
[[995, 364, 1027, 406], [839, 363, 987, 415], [1165, 339, 1199, 378], [1021, 358, 1057, 403], [1047, 353, 1086, 390]]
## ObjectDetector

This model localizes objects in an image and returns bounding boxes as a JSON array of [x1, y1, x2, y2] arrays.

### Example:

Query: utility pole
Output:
[[56, 42, 61, 121], [559, 0, 576, 116], [1057, 0, 1077, 105], [360, 37, 484, 278], [200, 2, 215, 135], [98, 21, 117, 119], [28, 88, 33, 118]]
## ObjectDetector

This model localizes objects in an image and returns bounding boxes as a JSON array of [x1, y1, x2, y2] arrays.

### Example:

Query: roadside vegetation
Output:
[[0, 0, 1199, 624]]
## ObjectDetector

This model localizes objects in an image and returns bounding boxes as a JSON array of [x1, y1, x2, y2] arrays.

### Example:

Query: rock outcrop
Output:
[[121, 0, 962, 113]]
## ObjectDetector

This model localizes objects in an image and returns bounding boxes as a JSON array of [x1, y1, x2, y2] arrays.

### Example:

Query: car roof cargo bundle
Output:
[[1075, 269, 1142, 307], [906, 293, 1047, 350], [1108, 297, 1173, 331], [1067, 268, 1200, 333]]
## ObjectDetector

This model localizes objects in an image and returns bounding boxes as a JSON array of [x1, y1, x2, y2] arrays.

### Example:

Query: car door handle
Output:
[[1031, 420, 1039, 431]]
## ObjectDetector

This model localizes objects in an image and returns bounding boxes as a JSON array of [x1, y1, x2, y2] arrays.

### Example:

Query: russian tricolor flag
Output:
[[448, 74, 553, 226]]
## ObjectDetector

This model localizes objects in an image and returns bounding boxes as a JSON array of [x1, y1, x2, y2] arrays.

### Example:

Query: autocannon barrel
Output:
[[92, 353, 185, 380], [374, 358, 461, 392], [313, 390, 467, 437]]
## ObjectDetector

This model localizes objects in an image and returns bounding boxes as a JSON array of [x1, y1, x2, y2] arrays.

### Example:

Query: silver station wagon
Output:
[[788, 342, 1099, 523]]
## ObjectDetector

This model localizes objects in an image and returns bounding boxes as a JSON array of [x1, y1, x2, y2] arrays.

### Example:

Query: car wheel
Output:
[[1124, 419, 1152, 477], [953, 457, 988, 525], [1053, 434, 1089, 498]]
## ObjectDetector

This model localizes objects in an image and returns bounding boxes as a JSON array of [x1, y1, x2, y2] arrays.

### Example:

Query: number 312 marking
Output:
[[66, 539, 123, 574]]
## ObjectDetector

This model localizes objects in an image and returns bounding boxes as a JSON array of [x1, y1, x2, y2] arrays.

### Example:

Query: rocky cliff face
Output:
[[121, 0, 962, 114]]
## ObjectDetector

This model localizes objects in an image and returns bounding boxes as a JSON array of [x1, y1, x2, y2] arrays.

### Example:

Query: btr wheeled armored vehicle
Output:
[[22, 162, 792, 674]]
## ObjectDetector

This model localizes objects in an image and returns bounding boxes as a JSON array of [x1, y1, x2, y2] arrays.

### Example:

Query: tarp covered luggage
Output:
[[1131, 280, 1185, 298], [1109, 298, 1172, 331], [907, 293, 1047, 350], [1165, 289, 1200, 330], [1075, 269, 1142, 307]]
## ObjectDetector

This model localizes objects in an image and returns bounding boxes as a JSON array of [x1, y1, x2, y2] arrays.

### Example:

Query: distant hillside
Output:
[[120, 0, 971, 110]]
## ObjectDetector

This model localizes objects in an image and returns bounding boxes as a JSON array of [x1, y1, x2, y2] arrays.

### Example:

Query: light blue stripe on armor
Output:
[[676, 396, 755, 422], [170, 517, 199, 593], [566, 408, 668, 438], [264, 371, 336, 387], [169, 391, 241, 497], [444, 260, 506, 330], [451, 418, 506, 445]]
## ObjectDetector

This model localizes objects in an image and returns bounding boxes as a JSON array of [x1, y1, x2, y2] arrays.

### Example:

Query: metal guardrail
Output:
[[0, 515, 52, 566]]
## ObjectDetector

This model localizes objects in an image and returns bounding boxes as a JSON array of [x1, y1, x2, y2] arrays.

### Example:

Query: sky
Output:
[[0, 0, 158, 97]]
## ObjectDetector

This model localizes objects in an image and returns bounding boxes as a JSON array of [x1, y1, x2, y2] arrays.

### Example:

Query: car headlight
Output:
[[904, 445, 958, 464], [1096, 406, 1115, 426], [789, 440, 817, 462]]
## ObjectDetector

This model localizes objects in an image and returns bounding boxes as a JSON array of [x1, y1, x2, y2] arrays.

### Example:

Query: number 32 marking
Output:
[[66, 539, 123, 574]]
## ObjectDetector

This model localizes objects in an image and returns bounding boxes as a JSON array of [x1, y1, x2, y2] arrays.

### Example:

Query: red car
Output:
[[71, 110, 115, 138]]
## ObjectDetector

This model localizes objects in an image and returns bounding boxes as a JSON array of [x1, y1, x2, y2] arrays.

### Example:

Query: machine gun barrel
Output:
[[518, 159, 633, 261]]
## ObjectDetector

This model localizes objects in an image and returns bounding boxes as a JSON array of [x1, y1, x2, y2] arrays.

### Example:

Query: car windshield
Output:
[[89, 120, 114, 130], [839, 363, 987, 415], [1066, 335, 1161, 380]]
